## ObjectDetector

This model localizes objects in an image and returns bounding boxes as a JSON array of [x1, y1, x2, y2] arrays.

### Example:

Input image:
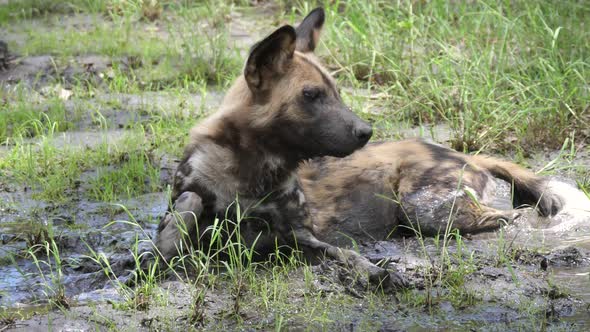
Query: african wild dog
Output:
[[156, 7, 398, 285], [156, 8, 563, 286]]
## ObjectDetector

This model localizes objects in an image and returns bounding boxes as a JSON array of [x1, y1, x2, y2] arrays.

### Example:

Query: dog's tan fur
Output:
[[156, 8, 562, 287]]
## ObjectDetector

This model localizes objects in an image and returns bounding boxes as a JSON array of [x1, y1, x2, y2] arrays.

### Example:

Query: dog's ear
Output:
[[245, 25, 296, 93], [295, 7, 325, 53]]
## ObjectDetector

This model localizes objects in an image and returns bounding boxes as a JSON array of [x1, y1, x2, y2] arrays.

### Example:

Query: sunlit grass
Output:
[[0, 87, 74, 143], [309, 0, 590, 153]]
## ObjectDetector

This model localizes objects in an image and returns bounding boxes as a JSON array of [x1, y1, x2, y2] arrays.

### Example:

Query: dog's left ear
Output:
[[295, 7, 325, 53]]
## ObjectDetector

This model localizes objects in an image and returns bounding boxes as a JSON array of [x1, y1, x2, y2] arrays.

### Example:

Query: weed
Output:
[[0, 310, 18, 329], [27, 222, 70, 309], [88, 150, 160, 202], [0, 0, 105, 23], [162, 4, 243, 87], [1, 135, 79, 202], [0, 92, 72, 143], [12, 1, 243, 91], [82, 206, 168, 311], [106, 0, 162, 21], [579, 177, 590, 200], [22, 218, 51, 252], [188, 286, 207, 327]]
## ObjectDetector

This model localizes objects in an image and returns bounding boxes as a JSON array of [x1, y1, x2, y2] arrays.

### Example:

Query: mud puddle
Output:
[[3, 235, 589, 331], [0, 189, 167, 306]]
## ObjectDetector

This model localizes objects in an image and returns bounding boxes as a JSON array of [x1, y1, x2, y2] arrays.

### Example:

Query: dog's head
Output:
[[244, 8, 372, 158]]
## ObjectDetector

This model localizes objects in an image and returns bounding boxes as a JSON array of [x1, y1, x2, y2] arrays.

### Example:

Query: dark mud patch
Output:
[[2, 239, 588, 331], [0, 55, 57, 88], [0, 154, 175, 307], [0, 49, 176, 93], [0, 190, 165, 307], [361, 240, 588, 329], [0, 53, 121, 89]]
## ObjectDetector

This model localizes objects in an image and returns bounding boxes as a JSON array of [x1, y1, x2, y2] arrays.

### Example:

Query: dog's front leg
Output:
[[155, 191, 203, 262], [291, 228, 407, 289]]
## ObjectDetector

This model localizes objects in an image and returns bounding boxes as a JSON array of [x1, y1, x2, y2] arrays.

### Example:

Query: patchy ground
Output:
[[1, 1, 589, 331], [2, 239, 589, 330]]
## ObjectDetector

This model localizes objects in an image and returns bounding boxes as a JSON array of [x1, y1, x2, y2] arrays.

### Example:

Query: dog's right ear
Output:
[[295, 7, 325, 53], [245, 25, 296, 93]]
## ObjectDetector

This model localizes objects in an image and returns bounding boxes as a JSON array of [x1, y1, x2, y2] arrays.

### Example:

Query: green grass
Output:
[[0, 0, 106, 22], [0, 0, 168, 23], [6, 1, 243, 90], [88, 150, 160, 202], [0, 128, 163, 203], [0, 88, 74, 143], [579, 177, 590, 200], [310, 0, 590, 152], [6, 0, 585, 152], [27, 224, 70, 309], [0, 85, 207, 202], [1, 132, 82, 202]]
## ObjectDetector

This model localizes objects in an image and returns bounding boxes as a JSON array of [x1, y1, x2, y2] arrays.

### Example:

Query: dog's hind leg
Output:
[[438, 197, 522, 234], [291, 228, 407, 289], [400, 191, 521, 236], [155, 191, 203, 262], [470, 155, 563, 216]]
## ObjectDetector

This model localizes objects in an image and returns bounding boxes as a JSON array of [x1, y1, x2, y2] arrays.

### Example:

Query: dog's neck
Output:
[[196, 79, 309, 198], [209, 113, 302, 198]]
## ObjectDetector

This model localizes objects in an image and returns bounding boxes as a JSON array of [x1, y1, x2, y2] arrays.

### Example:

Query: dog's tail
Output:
[[470, 155, 563, 216]]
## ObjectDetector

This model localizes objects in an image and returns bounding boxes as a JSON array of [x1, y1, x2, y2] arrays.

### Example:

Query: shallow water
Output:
[[0, 189, 167, 307]]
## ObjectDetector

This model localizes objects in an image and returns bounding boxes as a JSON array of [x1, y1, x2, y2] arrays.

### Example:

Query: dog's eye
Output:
[[302, 87, 321, 101]]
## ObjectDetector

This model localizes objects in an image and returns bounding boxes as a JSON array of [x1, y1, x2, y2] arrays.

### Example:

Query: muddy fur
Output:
[[299, 139, 563, 247], [155, 8, 562, 287]]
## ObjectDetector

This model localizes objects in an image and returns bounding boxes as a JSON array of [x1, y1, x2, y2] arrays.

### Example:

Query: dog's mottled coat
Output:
[[156, 8, 562, 287]]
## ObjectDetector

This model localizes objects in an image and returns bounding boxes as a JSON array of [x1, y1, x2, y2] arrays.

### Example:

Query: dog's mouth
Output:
[[311, 136, 368, 158]]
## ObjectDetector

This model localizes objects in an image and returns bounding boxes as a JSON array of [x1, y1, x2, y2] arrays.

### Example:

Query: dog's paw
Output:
[[358, 263, 408, 290], [537, 191, 564, 217], [174, 191, 203, 215], [345, 251, 408, 289], [385, 270, 408, 290], [156, 191, 203, 261]]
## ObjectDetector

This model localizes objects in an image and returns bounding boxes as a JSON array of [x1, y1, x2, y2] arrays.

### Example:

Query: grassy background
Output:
[[1, 1, 587, 152]]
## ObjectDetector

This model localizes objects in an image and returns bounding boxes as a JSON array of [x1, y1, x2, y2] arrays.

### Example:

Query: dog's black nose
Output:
[[353, 124, 373, 143]]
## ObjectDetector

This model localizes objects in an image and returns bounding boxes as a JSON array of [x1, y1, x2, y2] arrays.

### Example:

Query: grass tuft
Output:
[[88, 150, 160, 202]]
